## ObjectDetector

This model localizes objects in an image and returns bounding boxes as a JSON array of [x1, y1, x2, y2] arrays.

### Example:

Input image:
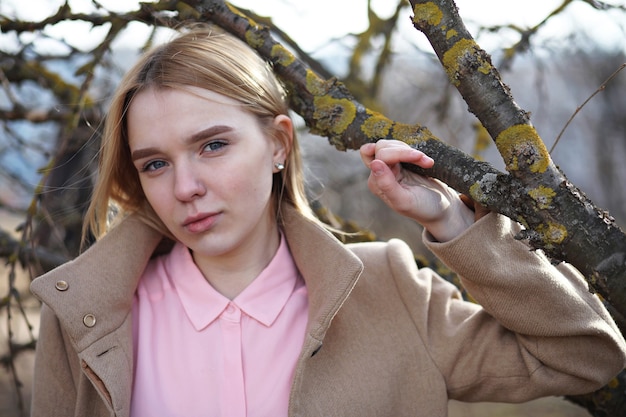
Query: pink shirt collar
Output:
[[166, 233, 299, 331]]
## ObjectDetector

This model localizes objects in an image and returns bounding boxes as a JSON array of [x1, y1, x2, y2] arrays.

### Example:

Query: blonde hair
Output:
[[85, 26, 315, 240]]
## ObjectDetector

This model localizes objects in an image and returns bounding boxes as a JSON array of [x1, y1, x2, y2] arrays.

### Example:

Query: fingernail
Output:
[[416, 151, 434, 164]]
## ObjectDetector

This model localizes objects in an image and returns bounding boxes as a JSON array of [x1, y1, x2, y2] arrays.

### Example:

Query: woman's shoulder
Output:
[[346, 238, 421, 282], [345, 238, 460, 297], [347, 238, 416, 264]]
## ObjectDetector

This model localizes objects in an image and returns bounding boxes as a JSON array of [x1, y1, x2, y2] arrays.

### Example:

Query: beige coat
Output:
[[30, 205, 626, 417]]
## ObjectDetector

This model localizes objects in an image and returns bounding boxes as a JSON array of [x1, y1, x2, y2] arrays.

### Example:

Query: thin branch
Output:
[[550, 62, 626, 154]]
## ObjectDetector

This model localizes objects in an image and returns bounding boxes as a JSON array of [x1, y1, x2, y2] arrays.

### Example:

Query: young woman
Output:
[[30, 26, 626, 417]]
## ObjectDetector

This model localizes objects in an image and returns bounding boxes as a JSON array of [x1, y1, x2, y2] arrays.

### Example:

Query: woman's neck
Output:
[[191, 227, 281, 300]]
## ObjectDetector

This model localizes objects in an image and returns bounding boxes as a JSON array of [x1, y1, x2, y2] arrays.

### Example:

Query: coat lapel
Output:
[[281, 207, 364, 343]]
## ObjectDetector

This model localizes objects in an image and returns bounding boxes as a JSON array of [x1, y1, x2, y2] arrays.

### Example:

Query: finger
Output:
[[374, 145, 434, 169], [460, 194, 474, 210], [359, 142, 377, 166], [460, 194, 491, 221], [367, 159, 414, 214], [409, 149, 435, 169]]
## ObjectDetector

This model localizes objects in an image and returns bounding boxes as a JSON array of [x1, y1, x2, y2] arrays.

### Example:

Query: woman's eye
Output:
[[142, 160, 167, 172], [203, 140, 227, 153]]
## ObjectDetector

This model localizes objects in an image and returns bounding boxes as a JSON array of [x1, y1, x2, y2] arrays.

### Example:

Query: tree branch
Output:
[[0, 227, 69, 272]]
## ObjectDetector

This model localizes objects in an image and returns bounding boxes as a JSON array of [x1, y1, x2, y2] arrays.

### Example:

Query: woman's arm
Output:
[[360, 139, 626, 399], [421, 213, 626, 400]]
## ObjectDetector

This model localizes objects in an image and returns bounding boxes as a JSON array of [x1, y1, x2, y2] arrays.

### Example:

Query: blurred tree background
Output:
[[1, 0, 625, 416]]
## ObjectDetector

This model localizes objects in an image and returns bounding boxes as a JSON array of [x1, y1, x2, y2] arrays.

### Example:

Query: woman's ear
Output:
[[271, 114, 293, 163]]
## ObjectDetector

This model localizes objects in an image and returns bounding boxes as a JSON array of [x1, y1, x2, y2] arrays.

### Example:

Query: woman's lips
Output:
[[183, 213, 220, 233]]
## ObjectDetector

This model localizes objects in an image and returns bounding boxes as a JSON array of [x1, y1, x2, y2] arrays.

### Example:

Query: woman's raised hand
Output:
[[360, 140, 475, 242]]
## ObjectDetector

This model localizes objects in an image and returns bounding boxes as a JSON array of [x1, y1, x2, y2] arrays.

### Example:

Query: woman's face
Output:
[[127, 87, 289, 265]]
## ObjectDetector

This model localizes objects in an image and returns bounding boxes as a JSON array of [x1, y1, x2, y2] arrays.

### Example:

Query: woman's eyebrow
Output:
[[131, 147, 159, 162], [187, 125, 233, 145], [131, 125, 234, 161]]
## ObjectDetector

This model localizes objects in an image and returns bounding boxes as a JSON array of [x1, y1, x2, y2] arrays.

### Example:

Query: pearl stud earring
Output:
[[274, 162, 285, 171]]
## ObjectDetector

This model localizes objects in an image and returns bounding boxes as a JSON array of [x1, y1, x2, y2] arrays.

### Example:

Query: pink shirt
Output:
[[131, 236, 308, 417]]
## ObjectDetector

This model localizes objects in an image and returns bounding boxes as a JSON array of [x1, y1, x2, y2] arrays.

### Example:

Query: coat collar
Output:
[[281, 206, 363, 342], [30, 214, 163, 353], [30, 204, 363, 353]]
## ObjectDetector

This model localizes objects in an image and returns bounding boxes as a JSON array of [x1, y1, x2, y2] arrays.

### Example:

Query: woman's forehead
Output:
[[131, 85, 243, 109]]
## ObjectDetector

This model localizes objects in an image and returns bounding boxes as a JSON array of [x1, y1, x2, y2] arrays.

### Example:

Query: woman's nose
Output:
[[173, 164, 206, 201]]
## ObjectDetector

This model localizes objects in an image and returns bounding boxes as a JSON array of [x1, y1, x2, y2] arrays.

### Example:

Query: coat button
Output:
[[83, 314, 97, 328], [55, 280, 69, 291]]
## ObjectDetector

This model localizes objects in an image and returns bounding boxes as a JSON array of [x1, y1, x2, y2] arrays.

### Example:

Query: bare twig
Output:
[[550, 63, 626, 154]]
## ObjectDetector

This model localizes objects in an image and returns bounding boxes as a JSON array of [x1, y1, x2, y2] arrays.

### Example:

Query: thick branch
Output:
[[0, 228, 68, 272], [408, 0, 626, 312]]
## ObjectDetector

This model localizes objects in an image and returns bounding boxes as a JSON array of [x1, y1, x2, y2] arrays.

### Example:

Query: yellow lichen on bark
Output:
[[528, 185, 556, 209], [442, 39, 492, 85], [313, 96, 357, 135], [244, 29, 265, 49], [361, 110, 392, 139], [469, 182, 485, 201], [305, 70, 327, 96], [412, 2, 443, 26], [270, 44, 295, 67], [537, 222, 568, 245], [446, 29, 457, 40], [496, 125, 550, 173], [226, 3, 256, 24], [228, 4, 265, 50], [391, 123, 433, 145]]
